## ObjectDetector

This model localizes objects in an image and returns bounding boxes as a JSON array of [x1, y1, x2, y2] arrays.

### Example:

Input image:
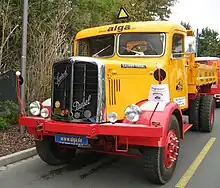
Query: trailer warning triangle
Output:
[[117, 7, 129, 19]]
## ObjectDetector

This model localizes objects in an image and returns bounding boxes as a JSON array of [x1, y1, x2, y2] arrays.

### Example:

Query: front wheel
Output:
[[35, 136, 77, 166], [143, 115, 180, 184]]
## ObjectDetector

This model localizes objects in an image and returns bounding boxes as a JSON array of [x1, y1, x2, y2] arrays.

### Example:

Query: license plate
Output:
[[55, 134, 88, 146]]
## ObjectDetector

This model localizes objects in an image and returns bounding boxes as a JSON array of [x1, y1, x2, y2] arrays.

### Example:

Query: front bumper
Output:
[[19, 116, 163, 138]]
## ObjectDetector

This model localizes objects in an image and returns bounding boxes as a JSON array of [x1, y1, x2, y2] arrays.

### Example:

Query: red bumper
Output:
[[19, 116, 163, 138]]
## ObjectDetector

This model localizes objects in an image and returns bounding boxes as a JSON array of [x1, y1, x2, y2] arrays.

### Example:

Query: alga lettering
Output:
[[107, 25, 131, 32]]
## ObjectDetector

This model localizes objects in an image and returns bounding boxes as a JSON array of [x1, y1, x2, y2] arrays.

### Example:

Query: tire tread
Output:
[[189, 96, 200, 131], [200, 95, 214, 132]]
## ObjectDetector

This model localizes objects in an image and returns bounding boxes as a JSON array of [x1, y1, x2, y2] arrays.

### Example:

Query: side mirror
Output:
[[19, 75, 24, 85], [170, 54, 174, 59], [186, 30, 194, 37]]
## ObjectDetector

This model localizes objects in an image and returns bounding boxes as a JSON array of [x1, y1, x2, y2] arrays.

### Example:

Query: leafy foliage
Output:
[[181, 21, 220, 57], [1, 0, 177, 104], [180, 21, 192, 30], [0, 100, 19, 130], [198, 27, 220, 57]]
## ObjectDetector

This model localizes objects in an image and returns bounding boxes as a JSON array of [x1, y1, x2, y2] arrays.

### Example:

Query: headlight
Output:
[[41, 108, 49, 118], [29, 101, 41, 116], [108, 112, 118, 123], [125, 104, 142, 123]]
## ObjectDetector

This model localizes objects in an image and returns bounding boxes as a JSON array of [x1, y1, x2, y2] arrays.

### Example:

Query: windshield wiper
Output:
[[122, 46, 144, 55], [92, 45, 111, 57]]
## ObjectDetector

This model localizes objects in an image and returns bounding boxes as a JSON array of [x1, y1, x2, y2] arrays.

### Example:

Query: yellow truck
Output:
[[16, 21, 218, 185]]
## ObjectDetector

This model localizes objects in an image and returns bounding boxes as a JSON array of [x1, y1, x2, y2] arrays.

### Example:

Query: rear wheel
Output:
[[143, 115, 180, 184], [199, 95, 215, 132], [35, 136, 76, 166], [188, 96, 201, 131]]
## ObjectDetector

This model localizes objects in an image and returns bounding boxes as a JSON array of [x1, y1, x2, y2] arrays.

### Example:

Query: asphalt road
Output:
[[1, 109, 220, 188]]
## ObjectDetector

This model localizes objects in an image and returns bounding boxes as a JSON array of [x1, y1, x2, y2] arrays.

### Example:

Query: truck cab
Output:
[[69, 21, 193, 120]]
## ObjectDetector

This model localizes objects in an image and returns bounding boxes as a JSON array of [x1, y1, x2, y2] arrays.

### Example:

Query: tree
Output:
[[180, 21, 192, 30], [0, 0, 178, 104], [198, 27, 220, 57], [115, 0, 177, 23]]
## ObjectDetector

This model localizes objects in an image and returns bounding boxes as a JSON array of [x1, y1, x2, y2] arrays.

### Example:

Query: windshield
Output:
[[118, 33, 165, 56], [77, 34, 114, 57]]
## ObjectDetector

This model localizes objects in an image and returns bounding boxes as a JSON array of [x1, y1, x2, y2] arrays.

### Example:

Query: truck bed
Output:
[[188, 62, 218, 93], [196, 63, 218, 85]]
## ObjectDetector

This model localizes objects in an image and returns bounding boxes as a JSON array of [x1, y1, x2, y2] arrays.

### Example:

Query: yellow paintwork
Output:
[[72, 21, 218, 120], [186, 29, 194, 36], [74, 21, 186, 40]]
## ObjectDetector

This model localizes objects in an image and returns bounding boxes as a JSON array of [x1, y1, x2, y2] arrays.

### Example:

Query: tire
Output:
[[143, 115, 180, 185], [199, 95, 215, 132], [35, 136, 76, 166], [188, 96, 201, 131]]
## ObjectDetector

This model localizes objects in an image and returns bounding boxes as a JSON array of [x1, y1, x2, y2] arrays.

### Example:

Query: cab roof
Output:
[[75, 21, 186, 40]]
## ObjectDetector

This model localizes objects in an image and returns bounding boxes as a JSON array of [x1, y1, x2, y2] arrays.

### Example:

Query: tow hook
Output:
[[36, 121, 43, 132], [35, 121, 44, 141]]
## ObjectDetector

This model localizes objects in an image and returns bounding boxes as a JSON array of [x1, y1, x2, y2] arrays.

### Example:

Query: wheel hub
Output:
[[164, 130, 179, 169]]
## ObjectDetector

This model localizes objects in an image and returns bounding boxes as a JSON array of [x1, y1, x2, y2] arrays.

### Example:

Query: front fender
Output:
[[123, 100, 183, 147]]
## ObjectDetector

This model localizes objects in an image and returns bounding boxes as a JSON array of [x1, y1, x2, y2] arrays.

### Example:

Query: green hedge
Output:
[[0, 100, 19, 130]]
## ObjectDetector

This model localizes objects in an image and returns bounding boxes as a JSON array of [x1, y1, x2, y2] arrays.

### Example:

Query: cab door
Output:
[[169, 33, 188, 110]]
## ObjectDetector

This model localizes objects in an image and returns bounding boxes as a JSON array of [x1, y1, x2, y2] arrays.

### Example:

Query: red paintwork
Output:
[[16, 75, 26, 116], [19, 116, 163, 142], [188, 93, 198, 100], [135, 101, 184, 143], [158, 68, 161, 84], [183, 124, 192, 133], [164, 129, 179, 169], [18, 101, 184, 148], [199, 84, 212, 94]]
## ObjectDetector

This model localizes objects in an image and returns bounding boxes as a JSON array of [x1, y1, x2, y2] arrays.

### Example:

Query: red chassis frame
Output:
[[18, 101, 188, 150]]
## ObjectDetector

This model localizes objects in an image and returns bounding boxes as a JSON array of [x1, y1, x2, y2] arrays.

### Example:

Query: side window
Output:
[[172, 34, 184, 58], [77, 40, 90, 56]]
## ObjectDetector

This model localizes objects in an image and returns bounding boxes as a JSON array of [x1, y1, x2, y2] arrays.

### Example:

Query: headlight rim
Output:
[[107, 112, 118, 123], [125, 104, 142, 123], [29, 101, 41, 116], [40, 107, 49, 118]]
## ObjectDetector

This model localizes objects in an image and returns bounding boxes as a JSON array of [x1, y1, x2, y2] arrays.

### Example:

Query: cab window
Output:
[[118, 33, 165, 56], [77, 34, 115, 57], [172, 34, 184, 58]]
